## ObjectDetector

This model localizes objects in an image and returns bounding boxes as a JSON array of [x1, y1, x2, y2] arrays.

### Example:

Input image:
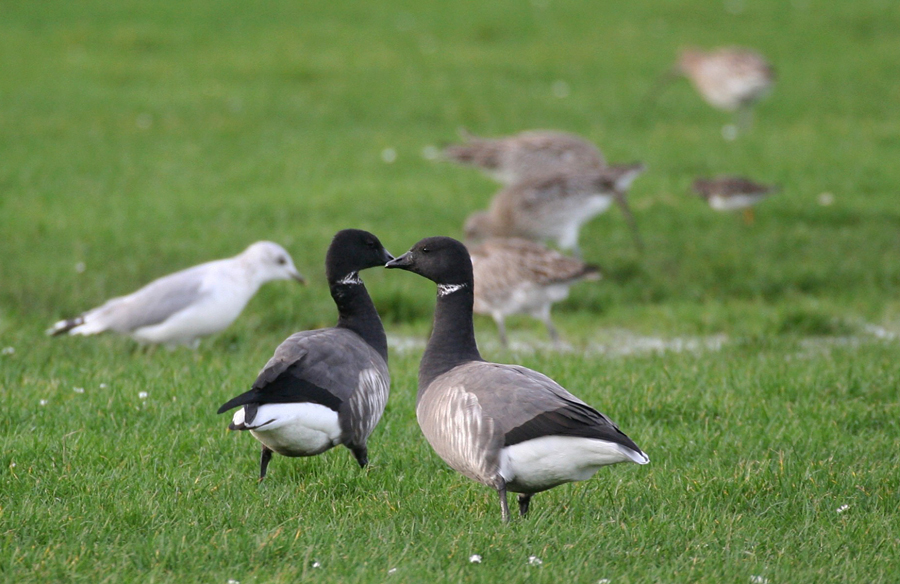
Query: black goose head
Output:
[[385, 236, 473, 287], [326, 229, 394, 283]]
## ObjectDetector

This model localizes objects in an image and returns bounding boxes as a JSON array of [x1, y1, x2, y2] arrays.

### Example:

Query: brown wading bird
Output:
[[469, 238, 601, 348], [647, 46, 775, 131], [442, 129, 606, 185], [464, 164, 646, 257], [692, 176, 779, 224]]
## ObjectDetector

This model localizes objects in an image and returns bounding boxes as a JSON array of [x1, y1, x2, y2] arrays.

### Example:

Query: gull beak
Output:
[[292, 271, 307, 285]]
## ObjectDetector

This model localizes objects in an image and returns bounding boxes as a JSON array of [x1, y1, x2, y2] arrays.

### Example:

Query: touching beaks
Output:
[[385, 251, 412, 269]]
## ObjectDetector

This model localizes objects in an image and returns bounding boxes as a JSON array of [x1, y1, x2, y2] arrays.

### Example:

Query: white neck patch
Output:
[[438, 283, 467, 297], [337, 272, 362, 285]]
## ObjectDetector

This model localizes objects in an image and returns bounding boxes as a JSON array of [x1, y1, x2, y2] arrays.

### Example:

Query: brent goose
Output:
[[443, 129, 606, 185], [692, 176, 778, 224], [464, 164, 646, 257], [48, 241, 304, 348], [649, 46, 774, 131], [217, 230, 393, 479], [469, 238, 600, 347], [386, 236, 648, 521]]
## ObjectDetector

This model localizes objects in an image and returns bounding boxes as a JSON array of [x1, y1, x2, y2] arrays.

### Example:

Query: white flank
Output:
[[499, 435, 648, 492], [347, 368, 389, 441], [243, 403, 342, 457], [418, 385, 495, 483], [709, 194, 765, 211], [438, 283, 467, 297]]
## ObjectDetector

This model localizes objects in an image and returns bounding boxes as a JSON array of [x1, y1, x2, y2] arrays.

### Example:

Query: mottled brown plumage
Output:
[[464, 164, 645, 256], [469, 238, 600, 347], [692, 176, 778, 223], [443, 130, 606, 185], [677, 47, 775, 113]]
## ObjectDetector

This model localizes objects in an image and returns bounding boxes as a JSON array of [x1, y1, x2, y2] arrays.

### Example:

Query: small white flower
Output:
[[227, 580, 240, 584], [598, 580, 611, 584], [388, 568, 398, 575], [9, 462, 16, 468], [421, 145, 440, 160], [312, 561, 321, 568], [73, 387, 85, 394], [1, 347, 14, 355], [469, 554, 482, 563], [721, 124, 739, 141], [138, 391, 148, 399], [75, 262, 86, 273], [818, 192, 835, 206], [40, 399, 48, 406], [750, 576, 769, 584], [100, 383, 108, 389], [528, 556, 542, 566], [551, 80, 570, 98], [837, 504, 850, 514], [381, 148, 397, 163]]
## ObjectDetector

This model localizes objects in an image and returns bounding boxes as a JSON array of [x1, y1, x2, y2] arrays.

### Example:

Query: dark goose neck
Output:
[[418, 282, 483, 391], [330, 274, 388, 364]]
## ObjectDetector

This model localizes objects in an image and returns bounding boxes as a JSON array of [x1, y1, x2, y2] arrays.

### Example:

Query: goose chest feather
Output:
[[387, 236, 648, 522]]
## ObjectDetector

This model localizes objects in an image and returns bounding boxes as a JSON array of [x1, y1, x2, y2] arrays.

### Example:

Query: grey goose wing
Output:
[[458, 362, 643, 454], [217, 328, 383, 415]]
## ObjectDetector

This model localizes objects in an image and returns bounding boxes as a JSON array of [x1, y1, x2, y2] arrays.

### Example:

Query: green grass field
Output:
[[2, 0, 899, 581]]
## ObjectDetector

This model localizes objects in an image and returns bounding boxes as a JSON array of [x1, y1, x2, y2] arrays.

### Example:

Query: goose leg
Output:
[[497, 484, 511, 523], [350, 445, 369, 468], [259, 446, 273, 481], [518, 494, 533, 517]]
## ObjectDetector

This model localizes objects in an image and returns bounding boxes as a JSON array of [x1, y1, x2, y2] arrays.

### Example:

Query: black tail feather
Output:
[[48, 316, 84, 337], [217, 390, 259, 414]]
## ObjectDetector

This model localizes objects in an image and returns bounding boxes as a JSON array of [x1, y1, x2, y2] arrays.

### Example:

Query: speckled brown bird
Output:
[[649, 46, 775, 131], [469, 238, 600, 347], [464, 164, 646, 257], [692, 176, 778, 224], [443, 130, 606, 185]]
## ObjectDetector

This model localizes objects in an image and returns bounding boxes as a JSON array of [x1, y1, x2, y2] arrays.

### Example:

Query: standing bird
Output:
[[469, 238, 601, 347], [442, 129, 606, 185], [47, 241, 305, 348], [217, 230, 393, 480], [648, 46, 775, 131], [464, 164, 646, 257], [386, 237, 648, 522], [692, 176, 778, 224]]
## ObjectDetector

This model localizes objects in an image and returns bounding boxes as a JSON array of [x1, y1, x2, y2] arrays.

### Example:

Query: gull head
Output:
[[242, 241, 305, 284]]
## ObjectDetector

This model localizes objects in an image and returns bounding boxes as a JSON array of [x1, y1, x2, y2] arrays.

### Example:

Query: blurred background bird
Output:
[[442, 129, 606, 185], [464, 163, 646, 257], [646, 46, 775, 134], [469, 237, 601, 348], [692, 176, 779, 224]]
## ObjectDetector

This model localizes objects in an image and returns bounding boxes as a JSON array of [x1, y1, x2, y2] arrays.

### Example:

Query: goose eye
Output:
[[421, 247, 430, 254], [366, 241, 376, 249]]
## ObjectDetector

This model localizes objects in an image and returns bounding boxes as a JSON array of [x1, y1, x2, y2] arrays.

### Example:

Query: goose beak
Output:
[[380, 248, 395, 264], [385, 251, 412, 269]]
